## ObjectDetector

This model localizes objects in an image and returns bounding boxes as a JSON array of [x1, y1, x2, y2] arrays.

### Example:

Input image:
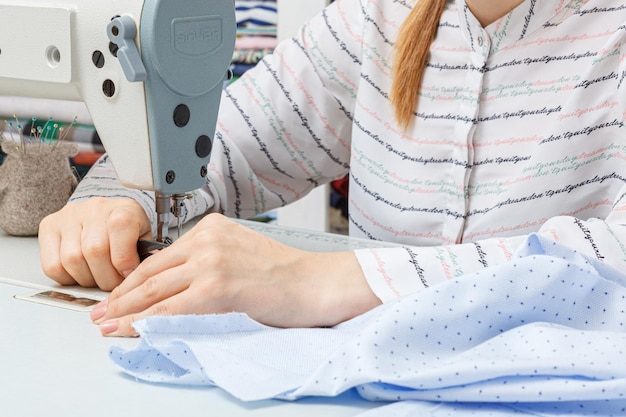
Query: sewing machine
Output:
[[0, 0, 236, 242]]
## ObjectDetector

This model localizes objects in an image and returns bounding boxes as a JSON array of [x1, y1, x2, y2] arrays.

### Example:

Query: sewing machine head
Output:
[[0, 0, 236, 241]]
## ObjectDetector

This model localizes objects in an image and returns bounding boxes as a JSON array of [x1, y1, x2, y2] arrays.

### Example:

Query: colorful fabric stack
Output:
[[231, 0, 278, 82]]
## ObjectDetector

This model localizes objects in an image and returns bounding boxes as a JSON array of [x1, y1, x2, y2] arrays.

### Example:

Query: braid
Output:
[[390, 0, 447, 129]]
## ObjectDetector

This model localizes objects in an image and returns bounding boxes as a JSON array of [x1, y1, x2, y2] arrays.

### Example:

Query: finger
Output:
[[58, 222, 97, 288], [38, 219, 76, 286], [80, 221, 124, 292], [106, 243, 187, 303], [107, 205, 150, 278], [97, 266, 190, 328], [98, 295, 182, 337]]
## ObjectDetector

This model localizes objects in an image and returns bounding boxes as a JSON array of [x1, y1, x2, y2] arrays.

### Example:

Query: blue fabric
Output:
[[110, 235, 626, 416], [235, 0, 277, 27]]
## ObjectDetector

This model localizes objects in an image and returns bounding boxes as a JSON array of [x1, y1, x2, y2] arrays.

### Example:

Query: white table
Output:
[[0, 222, 390, 417]]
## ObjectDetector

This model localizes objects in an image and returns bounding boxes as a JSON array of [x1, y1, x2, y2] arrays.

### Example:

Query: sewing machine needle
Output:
[[177, 215, 182, 239]]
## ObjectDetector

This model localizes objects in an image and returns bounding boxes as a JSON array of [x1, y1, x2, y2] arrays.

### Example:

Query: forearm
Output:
[[302, 250, 382, 327]]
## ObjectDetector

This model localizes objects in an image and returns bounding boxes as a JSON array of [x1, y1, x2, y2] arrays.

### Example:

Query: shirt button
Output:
[[477, 36, 484, 47]]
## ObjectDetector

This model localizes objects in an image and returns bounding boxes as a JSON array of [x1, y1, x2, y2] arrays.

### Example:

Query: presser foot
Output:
[[141, 192, 191, 261]]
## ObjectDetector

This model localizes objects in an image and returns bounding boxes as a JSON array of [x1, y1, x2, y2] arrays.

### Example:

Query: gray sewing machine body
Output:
[[0, 0, 236, 240]]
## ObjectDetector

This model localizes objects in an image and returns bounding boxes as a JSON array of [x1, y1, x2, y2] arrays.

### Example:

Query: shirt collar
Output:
[[455, 0, 584, 55]]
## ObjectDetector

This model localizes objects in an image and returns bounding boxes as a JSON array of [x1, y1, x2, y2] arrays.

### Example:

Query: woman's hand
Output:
[[90, 213, 381, 336], [38, 197, 152, 291]]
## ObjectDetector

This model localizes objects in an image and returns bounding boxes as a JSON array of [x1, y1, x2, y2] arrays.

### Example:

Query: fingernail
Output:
[[99, 320, 119, 336], [90, 299, 108, 322]]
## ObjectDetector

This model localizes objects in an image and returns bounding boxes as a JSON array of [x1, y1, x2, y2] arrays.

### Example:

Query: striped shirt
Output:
[[74, 0, 626, 302]]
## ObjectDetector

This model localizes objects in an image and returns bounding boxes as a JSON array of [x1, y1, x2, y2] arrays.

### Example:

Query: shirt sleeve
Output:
[[206, 0, 365, 218], [356, 185, 626, 304]]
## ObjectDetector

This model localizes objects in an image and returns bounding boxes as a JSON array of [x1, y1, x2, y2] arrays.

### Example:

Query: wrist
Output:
[[303, 251, 381, 327]]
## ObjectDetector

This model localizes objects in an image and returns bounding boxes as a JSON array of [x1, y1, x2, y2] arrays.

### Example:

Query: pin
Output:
[[0, 114, 78, 154]]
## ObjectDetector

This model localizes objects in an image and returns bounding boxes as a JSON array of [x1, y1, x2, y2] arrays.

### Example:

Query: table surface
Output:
[[0, 221, 388, 417]]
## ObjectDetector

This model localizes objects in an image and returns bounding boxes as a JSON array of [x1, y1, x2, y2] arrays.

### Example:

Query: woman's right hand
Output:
[[38, 197, 152, 291]]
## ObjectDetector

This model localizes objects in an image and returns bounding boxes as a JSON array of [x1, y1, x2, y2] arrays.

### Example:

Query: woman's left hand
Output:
[[90, 213, 381, 336]]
